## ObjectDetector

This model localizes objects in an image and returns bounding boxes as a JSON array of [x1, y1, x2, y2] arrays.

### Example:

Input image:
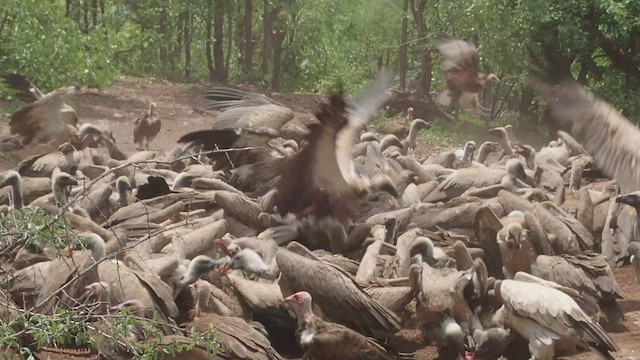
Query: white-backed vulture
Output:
[[493, 279, 617, 360]]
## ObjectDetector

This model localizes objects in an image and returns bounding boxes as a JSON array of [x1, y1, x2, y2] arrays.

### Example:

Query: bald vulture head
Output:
[[218, 248, 275, 279], [498, 222, 523, 250]]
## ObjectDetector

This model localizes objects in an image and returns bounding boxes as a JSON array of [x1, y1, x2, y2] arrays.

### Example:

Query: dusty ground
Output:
[[1, 77, 639, 359]]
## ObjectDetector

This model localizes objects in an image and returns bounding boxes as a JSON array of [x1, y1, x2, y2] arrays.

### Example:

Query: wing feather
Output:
[[533, 80, 640, 192]]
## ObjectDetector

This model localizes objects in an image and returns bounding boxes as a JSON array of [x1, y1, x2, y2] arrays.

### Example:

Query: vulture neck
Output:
[[402, 120, 423, 154], [3, 174, 25, 211], [300, 300, 315, 325], [498, 133, 513, 155], [476, 143, 493, 164], [52, 179, 69, 207], [569, 160, 585, 191], [116, 178, 131, 208], [83, 233, 107, 263], [462, 145, 474, 163]]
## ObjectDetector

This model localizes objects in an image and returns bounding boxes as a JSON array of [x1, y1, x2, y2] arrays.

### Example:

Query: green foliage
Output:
[[0, 206, 68, 257], [0, 0, 124, 96], [0, 309, 219, 360]]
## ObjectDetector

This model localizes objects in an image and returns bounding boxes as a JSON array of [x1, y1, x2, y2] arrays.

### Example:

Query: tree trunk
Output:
[[224, 0, 233, 79], [271, 2, 285, 91], [184, 10, 192, 81], [244, 0, 254, 74], [205, 0, 215, 81], [399, 0, 409, 89], [261, 0, 272, 81], [159, 3, 170, 70], [92, 0, 98, 29], [213, 0, 226, 82], [409, 0, 432, 94], [66, 0, 72, 17], [83, 0, 89, 33]]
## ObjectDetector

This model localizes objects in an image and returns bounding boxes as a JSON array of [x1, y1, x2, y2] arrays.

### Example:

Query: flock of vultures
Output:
[[0, 37, 639, 360]]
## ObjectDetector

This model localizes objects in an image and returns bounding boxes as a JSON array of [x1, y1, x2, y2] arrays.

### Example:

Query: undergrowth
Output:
[[0, 206, 219, 359]]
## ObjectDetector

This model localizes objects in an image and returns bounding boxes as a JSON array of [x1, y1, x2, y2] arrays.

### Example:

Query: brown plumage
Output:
[[203, 87, 295, 129], [532, 252, 625, 323], [2, 74, 79, 146], [284, 291, 399, 360], [493, 279, 618, 360], [276, 246, 401, 338], [133, 102, 161, 150], [532, 80, 640, 193], [436, 36, 499, 118], [274, 70, 397, 226]]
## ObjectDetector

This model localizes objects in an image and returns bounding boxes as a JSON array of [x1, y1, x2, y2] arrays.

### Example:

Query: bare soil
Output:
[[0, 77, 639, 359]]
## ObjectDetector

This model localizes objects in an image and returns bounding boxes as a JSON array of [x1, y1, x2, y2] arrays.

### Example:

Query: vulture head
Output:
[[462, 140, 477, 161], [84, 281, 109, 297], [500, 223, 523, 250], [487, 126, 509, 142], [505, 159, 527, 181], [148, 102, 157, 115], [176, 255, 229, 291], [406, 107, 414, 123], [218, 248, 274, 279], [616, 191, 640, 209], [283, 291, 314, 322]]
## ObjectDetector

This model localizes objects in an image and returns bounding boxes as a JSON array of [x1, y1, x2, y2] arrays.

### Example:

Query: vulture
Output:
[[532, 79, 640, 194], [2, 74, 80, 146], [177, 88, 296, 177], [200, 86, 297, 137], [284, 291, 402, 360], [436, 36, 499, 118], [133, 102, 162, 150], [493, 279, 618, 360], [273, 69, 398, 231]]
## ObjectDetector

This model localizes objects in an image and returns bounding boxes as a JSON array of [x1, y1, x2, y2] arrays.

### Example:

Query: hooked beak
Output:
[[508, 234, 522, 250], [616, 194, 640, 207], [218, 263, 232, 275]]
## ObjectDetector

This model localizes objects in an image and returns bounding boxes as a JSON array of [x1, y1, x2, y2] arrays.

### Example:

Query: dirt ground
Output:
[[1, 77, 639, 359]]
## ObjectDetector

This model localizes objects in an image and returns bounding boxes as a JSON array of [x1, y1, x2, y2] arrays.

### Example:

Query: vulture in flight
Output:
[[436, 36, 500, 118], [2, 74, 80, 147], [532, 79, 640, 194], [273, 69, 398, 229], [177, 87, 296, 173]]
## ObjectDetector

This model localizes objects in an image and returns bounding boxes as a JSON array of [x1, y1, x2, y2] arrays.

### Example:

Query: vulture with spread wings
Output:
[[2, 74, 80, 147], [436, 36, 499, 118], [532, 80, 640, 194], [272, 70, 399, 241], [177, 87, 297, 174]]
